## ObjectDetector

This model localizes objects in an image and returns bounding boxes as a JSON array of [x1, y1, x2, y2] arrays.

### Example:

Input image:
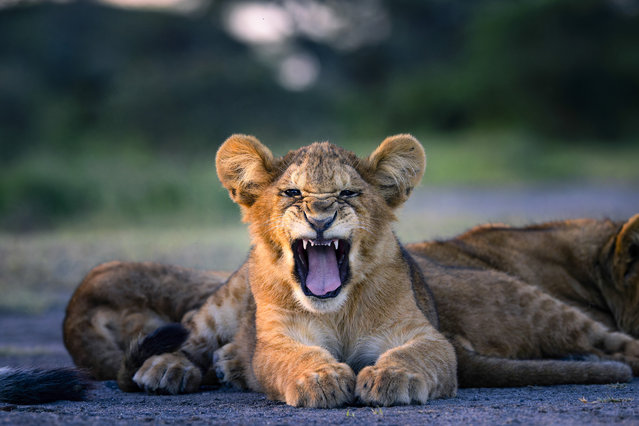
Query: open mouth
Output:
[[293, 239, 350, 299]]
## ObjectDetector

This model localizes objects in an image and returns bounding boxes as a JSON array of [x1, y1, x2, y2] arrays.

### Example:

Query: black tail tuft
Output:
[[118, 323, 189, 392], [0, 367, 91, 404]]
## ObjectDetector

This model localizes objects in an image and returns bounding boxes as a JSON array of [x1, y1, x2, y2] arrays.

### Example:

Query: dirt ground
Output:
[[0, 309, 638, 425], [1, 185, 639, 424]]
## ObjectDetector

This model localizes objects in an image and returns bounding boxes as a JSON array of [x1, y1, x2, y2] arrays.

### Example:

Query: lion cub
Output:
[[117, 134, 457, 407]]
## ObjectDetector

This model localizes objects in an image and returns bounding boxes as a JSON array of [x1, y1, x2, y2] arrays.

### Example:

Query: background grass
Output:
[[3, 130, 638, 233], [0, 227, 250, 313]]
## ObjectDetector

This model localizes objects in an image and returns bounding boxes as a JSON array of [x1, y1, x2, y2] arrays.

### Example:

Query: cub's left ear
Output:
[[613, 214, 639, 285], [365, 134, 426, 208]]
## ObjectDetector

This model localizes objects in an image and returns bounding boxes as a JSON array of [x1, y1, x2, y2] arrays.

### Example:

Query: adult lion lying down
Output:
[[63, 135, 639, 407]]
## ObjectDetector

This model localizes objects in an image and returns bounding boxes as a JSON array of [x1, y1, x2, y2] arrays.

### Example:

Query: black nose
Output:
[[305, 211, 336, 233]]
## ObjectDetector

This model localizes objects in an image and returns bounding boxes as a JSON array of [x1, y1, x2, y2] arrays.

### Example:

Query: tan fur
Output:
[[211, 134, 456, 406], [408, 215, 639, 385], [63, 261, 228, 381], [63, 136, 639, 406], [65, 134, 457, 407]]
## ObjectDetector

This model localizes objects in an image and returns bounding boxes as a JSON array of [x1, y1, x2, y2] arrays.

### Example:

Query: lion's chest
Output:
[[319, 324, 388, 373], [285, 314, 392, 372]]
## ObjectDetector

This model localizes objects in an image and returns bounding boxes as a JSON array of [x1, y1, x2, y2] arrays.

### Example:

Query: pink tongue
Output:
[[306, 245, 341, 296]]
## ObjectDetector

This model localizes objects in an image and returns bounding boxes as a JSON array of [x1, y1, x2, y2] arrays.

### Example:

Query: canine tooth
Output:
[[333, 240, 339, 250], [310, 240, 315, 246], [303, 240, 308, 250]]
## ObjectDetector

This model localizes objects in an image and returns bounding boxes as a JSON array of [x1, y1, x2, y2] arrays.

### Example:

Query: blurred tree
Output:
[[464, 0, 639, 139], [1, 0, 638, 162]]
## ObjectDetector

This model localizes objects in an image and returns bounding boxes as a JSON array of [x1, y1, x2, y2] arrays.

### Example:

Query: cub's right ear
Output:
[[216, 134, 276, 207]]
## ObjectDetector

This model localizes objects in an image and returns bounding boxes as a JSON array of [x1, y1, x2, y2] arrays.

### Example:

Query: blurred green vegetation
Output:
[[1, 0, 638, 232], [2, 131, 638, 232], [0, 226, 251, 312], [0, 146, 229, 230]]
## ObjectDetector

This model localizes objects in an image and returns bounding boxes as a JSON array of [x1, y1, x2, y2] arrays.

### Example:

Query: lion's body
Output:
[[409, 216, 639, 386], [63, 135, 639, 407], [64, 261, 230, 381]]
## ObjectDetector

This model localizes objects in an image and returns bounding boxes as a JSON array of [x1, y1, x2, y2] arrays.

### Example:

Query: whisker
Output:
[[352, 225, 373, 234], [260, 215, 288, 226], [263, 223, 285, 232]]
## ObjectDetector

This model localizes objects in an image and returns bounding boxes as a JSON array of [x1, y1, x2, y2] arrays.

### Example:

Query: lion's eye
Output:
[[283, 189, 302, 197], [339, 190, 359, 198]]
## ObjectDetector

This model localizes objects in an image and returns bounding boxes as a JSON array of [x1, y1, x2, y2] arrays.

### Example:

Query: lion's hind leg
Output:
[[438, 272, 639, 386], [515, 289, 639, 375], [499, 285, 639, 380]]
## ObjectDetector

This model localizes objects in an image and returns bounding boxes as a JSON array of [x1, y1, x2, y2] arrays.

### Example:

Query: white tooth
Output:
[[303, 240, 308, 250], [310, 240, 315, 246], [333, 239, 339, 250]]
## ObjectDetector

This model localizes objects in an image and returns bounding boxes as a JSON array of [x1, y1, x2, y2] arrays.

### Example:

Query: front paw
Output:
[[213, 342, 247, 389], [133, 353, 201, 394], [356, 365, 430, 406], [285, 363, 355, 408]]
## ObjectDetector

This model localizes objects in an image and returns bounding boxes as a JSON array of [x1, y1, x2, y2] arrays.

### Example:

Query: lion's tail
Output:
[[117, 323, 189, 392], [455, 344, 632, 387], [0, 367, 91, 404]]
